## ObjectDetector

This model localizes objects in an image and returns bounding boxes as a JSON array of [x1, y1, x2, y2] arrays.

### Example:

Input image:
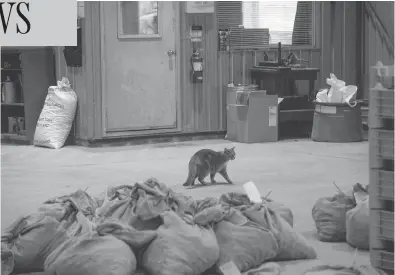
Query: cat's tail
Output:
[[183, 162, 196, 186]]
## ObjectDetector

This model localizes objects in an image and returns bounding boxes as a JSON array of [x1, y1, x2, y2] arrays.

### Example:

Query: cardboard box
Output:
[[227, 91, 283, 143]]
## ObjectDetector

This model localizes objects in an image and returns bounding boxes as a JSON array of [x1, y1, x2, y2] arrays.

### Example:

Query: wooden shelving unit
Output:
[[1, 103, 24, 107], [1, 49, 28, 144], [369, 64, 394, 275]]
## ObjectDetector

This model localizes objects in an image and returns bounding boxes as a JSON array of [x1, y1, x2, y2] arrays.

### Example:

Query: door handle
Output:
[[167, 50, 175, 70], [167, 50, 176, 56]]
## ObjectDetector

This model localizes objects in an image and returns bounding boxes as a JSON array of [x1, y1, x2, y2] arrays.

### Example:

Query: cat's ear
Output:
[[231, 146, 235, 151]]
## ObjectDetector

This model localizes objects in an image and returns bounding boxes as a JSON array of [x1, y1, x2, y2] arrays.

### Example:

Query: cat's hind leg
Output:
[[183, 163, 197, 186], [198, 173, 210, 186], [210, 172, 216, 184], [219, 168, 233, 184]]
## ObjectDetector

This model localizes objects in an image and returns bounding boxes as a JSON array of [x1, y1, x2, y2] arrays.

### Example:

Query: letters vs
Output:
[[0, 1, 30, 34]]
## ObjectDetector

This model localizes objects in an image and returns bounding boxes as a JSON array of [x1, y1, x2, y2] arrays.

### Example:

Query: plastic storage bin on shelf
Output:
[[311, 101, 363, 142]]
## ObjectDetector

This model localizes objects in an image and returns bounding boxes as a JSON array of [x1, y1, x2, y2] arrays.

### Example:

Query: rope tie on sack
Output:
[[1, 215, 47, 245]]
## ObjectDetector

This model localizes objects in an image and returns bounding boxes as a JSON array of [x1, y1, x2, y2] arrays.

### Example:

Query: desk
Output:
[[249, 66, 320, 100]]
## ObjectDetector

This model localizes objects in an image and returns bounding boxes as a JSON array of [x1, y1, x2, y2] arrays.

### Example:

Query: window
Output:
[[217, 1, 314, 47], [118, 1, 160, 39]]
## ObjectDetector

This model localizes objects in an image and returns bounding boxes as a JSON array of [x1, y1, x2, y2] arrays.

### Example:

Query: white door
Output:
[[101, 1, 177, 133]]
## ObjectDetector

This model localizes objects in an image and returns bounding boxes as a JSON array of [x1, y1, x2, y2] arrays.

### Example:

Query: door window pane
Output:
[[120, 1, 159, 36]]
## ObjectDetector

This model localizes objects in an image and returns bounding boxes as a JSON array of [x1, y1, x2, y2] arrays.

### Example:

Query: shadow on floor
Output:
[[184, 181, 233, 189]]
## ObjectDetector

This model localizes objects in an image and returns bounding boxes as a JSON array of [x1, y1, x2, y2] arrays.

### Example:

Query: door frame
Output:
[[99, 1, 182, 138]]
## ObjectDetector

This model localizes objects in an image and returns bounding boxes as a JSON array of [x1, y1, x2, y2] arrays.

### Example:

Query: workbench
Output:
[[249, 66, 320, 124], [250, 66, 320, 98]]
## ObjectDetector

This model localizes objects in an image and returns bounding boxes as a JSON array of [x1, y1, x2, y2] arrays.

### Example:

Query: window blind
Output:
[[216, 1, 243, 30], [216, 1, 313, 48]]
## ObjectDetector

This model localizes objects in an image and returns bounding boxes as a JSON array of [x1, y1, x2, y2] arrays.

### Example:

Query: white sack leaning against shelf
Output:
[[33, 77, 77, 149]]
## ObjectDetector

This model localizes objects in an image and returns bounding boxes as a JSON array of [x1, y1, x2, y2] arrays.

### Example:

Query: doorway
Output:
[[100, 1, 179, 134]]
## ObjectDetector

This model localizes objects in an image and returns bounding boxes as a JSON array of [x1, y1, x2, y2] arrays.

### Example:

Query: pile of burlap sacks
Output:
[[1, 178, 382, 275], [1, 177, 316, 275], [312, 183, 370, 250]]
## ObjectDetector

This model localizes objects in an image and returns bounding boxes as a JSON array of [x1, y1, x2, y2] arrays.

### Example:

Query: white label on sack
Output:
[[219, 261, 242, 275], [268, 106, 277, 127], [319, 106, 337, 114], [243, 181, 262, 204]]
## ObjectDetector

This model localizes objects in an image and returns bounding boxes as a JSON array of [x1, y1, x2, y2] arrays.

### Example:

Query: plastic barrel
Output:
[[311, 101, 363, 142]]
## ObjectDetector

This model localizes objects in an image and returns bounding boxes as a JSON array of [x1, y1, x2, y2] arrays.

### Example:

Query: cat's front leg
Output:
[[210, 172, 216, 184], [219, 168, 233, 184]]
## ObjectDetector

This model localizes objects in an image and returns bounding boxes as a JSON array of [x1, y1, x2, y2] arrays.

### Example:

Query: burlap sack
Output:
[[312, 193, 356, 242]]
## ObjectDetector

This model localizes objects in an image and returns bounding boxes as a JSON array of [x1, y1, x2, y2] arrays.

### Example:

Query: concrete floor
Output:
[[1, 139, 371, 274]]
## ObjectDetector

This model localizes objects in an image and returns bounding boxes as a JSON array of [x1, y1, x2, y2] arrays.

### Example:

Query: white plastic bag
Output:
[[316, 89, 329, 102], [33, 77, 77, 149], [340, 85, 358, 107], [323, 74, 358, 107], [326, 74, 345, 103]]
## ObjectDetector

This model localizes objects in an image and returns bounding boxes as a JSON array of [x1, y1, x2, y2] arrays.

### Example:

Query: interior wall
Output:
[[54, 18, 89, 141], [180, 2, 224, 132], [319, 2, 359, 89], [322, 1, 394, 100], [21, 48, 56, 144], [53, 1, 103, 142], [369, 1, 394, 45], [54, 47, 86, 142], [362, 1, 394, 100]]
